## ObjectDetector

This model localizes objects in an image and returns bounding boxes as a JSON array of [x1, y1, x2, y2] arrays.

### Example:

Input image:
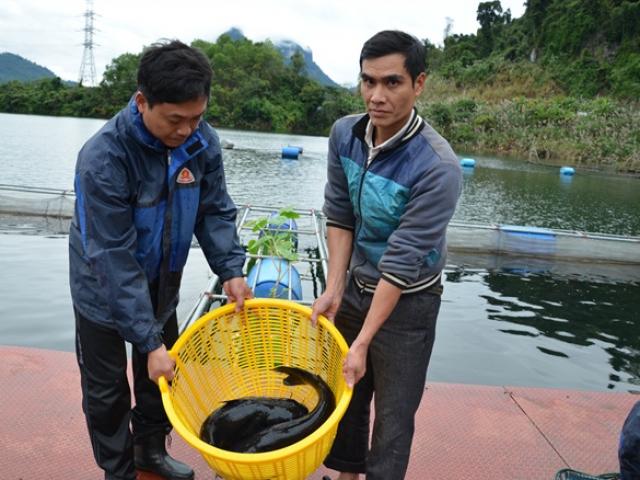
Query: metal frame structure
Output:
[[180, 205, 328, 332]]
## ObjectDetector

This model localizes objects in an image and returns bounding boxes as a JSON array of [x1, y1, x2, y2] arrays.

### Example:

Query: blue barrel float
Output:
[[247, 257, 303, 300], [281, 146, 303, 160], [560, 166, 575, 176], [460, 157, 476, 168]]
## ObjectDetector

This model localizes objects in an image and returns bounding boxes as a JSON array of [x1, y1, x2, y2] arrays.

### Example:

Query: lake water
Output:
[[0, 112, 638, 393]]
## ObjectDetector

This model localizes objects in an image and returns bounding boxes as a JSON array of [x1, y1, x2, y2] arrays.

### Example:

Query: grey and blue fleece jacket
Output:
[[323, 111, 462, 292], [69, 98, 245, 353]]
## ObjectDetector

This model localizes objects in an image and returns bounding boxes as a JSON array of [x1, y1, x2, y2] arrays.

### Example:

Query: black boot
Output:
[[134, 435, 194, 480]]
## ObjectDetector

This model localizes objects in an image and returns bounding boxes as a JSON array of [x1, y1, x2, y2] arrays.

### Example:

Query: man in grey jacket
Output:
[[311, 30, 462, 480]]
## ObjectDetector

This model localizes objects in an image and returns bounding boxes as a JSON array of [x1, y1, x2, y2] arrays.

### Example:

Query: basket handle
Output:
[[158, 375, 171, 394], [158, 348, 178, 394]]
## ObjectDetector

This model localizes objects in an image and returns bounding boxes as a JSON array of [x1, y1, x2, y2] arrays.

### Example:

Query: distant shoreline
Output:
[[419, 76, 640, 177]]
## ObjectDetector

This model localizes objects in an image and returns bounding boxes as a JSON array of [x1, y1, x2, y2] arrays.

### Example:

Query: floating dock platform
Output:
[[2, 346, 635, 480]]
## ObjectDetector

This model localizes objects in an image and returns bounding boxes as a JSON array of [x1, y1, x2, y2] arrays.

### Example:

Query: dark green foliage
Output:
[[0, 37, 360, 135], [611, 51, 640, 98], [0, 77, 97, 117], [99, 52, 141, 115], [421, 95, 640, 173], [546, 52, 611, 97], [476, 1, 512, 56], [433, 0, 640, 99], [423, 38, 444, 73]]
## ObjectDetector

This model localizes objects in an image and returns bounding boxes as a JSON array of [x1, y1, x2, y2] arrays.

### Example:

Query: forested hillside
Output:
[[419, 0, 640, 173], [0, 34, 360, 135], [0, 53, 57, 83], [0, 1, 638, 171], [425, 0, 640, 98]]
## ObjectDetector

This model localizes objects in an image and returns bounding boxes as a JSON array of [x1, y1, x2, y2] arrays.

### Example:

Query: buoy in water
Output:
[[560, 166, 575, 176], [460, 158, 476, 168], [282, 146, 302, 159]]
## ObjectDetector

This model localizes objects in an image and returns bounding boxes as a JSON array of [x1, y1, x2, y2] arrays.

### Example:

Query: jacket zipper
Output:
[[350, 121, 419, 287], [156, 150, 174, 317], [352, 144, 380, 284]]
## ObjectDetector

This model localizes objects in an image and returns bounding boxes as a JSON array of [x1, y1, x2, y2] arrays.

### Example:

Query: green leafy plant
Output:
[[245, 208, 301, 298], [246, 207, 300, 261]]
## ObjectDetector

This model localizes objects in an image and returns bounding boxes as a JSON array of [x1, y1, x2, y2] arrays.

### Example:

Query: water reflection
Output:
[[559, 174, 574, 186], [2, 113, 639, 235], [223, 148, 326, 210], [447, 266, 640, 392], [457, 166, 640, 235]]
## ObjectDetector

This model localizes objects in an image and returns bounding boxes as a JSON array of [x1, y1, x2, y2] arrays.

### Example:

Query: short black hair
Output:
[[359, 30, 426, 83], [137, 39, 212, 107]]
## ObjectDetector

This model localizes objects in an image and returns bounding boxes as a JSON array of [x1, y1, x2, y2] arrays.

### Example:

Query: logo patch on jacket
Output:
[[177, 167, 195, 184]]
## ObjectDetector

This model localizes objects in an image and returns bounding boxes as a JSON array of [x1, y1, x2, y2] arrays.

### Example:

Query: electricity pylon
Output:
[[78, 0, 97, 86]]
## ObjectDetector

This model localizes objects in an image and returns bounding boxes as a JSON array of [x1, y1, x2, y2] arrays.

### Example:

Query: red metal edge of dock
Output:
[[1, 346, 636, 480]]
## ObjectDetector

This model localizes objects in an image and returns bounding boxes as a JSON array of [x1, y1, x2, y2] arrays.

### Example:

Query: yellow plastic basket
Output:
[[159, 298, 352, 480]]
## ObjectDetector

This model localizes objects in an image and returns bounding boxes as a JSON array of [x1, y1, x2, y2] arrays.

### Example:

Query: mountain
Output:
[[218, 28, 339, 88], [274, 40, 339, 88], [224, 27, 247, 42], [0, 52, 57, 83]]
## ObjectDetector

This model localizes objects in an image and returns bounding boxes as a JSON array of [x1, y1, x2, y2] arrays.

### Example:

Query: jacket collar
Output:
[[125, 96, 167, 152], [123, 96, 209, 176], [352, 107, 424, 153]]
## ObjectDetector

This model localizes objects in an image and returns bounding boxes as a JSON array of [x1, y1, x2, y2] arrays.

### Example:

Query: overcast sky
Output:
[[0, 0, 526, 86]]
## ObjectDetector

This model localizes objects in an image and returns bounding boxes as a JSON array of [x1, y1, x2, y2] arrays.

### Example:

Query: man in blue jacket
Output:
[[620, 401, 640, 479], [69, 40, 252, 480], [312, 31, 462, 480]]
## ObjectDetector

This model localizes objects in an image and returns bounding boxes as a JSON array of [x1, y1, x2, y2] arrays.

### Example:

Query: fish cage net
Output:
[[0, 184, 74, 218]]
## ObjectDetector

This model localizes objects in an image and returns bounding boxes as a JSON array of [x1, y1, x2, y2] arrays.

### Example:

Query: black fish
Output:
[[229, 365, 336, 453], [200, 397, 308, 450]]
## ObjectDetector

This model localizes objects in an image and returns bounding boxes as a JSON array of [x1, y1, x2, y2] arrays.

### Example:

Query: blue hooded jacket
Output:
[[69, 99, 245, 353], [620, 401, 640, 479]]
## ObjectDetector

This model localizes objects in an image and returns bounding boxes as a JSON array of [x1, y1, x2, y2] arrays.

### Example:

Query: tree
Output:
[[100, 53, 140, 109], [423, 38, 444, 73], [477, 1, 511, 57]]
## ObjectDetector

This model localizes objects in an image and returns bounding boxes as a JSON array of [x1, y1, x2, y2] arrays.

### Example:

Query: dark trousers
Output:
[[324, 276, 441, 480], [74, 309, 178, 480]]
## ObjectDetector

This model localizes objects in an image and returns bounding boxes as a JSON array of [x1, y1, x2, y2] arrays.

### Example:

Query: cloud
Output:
[[0, 0, 526, 85]]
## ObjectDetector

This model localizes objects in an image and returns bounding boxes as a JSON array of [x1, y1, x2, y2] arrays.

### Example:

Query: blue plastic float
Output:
[[499, 225, 557, 256], [559, 166, 575, 176], [460, 157, 476, 168], [247, 257, 303, 300], [281, 146, 303, 159]]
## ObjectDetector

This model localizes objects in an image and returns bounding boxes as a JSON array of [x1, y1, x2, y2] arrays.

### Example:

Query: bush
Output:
[[548, 53, 611, 97], [474, 113, 497, 131], [611, 52, 640, 99], [425, 102, 454, 129], [452, 98, 478, 121]]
